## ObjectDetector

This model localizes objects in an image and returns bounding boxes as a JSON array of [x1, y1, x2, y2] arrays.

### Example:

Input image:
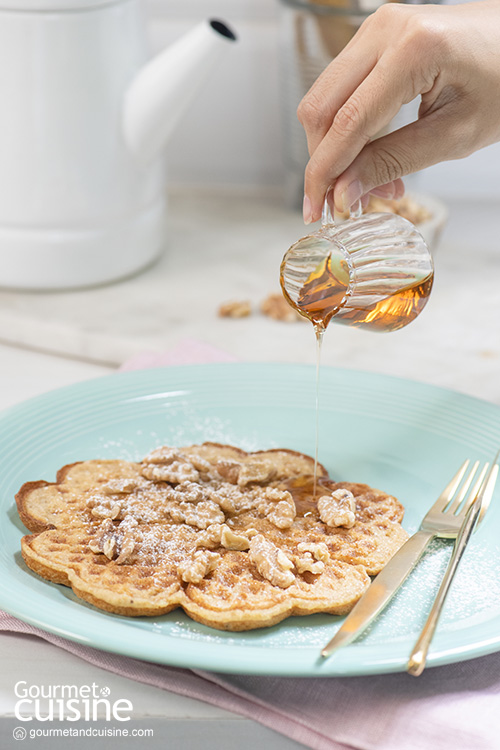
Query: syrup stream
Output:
[[313, 322, 325, 498], [281, 231, 433, 502]]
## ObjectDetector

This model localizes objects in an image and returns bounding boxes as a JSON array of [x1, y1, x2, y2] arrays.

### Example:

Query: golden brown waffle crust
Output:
[[16, 442, 408, 631]]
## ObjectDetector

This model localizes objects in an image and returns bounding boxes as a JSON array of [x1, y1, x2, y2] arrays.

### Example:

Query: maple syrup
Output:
[[281, 252, 434, 333], [281, 475, 331, 516]]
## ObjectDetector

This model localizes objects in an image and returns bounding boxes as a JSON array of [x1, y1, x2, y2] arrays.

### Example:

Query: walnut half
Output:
[[318, 489, 356, 529], [179, 550, 219, 584], [88, 516, 138, 564], [260, 293, 303, 323], [258, 488, 296, 529], [238, 459, 276, 487], [218, 300, 252, 318], [248, 534, 295, 588], [196, 523, 254, 551], [294, 542, 330, 575]]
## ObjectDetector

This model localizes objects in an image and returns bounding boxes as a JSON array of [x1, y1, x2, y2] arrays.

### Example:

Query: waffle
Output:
[[16, 442, 408, 631]]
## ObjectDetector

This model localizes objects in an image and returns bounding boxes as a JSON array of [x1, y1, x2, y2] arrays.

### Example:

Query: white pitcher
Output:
[[0, 1, 236, 289]]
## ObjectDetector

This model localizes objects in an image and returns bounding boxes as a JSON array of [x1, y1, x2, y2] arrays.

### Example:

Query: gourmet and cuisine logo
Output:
[[14, 681, 133, 722]]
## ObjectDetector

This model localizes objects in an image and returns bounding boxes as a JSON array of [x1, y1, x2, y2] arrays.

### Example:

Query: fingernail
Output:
[[303, 194, 313, 225], [342, 179, 363, 213], [394, 181, 405, 199], [370, 184, 395, 200]]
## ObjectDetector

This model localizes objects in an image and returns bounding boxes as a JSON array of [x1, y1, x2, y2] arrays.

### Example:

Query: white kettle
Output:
[[0, 1, 236, 289]]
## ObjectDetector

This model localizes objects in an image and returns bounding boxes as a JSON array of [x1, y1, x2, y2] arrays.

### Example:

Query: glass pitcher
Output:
[[280, 200, 434, 333]]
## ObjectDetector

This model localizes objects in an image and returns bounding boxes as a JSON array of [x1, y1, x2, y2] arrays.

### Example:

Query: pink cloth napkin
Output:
[[119, 338, 238, 371], [1, 612, 499, 750], [3, 340, 499, 750]]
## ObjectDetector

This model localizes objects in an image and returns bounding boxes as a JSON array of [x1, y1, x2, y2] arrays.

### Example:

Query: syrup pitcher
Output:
[[0, 1, 236, 289], [280, 193, 434, 334]]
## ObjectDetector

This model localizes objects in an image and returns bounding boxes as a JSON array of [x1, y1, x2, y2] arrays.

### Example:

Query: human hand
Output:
[[298, 0, 500, 223]]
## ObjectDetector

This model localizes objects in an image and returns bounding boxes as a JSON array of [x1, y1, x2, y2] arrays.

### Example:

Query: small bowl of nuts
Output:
[[352, 192, 448, 253]]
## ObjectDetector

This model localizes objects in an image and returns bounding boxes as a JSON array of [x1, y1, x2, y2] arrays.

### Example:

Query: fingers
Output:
[[302, 55, 416, 223], [369, 180, 405, 200], [297, 34, 378, 157], [365, 179, 405, 200], [299, 1, 500, 223], [297, 3, 453, 223]]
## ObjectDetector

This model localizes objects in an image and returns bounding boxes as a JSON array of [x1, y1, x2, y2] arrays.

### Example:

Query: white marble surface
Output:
[[0, 189, 499, 403]]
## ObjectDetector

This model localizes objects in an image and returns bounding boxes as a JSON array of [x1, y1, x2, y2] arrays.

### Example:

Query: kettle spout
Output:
[[124, 19, 237, 164]]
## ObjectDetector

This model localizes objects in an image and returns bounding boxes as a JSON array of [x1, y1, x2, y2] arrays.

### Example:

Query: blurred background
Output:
[[147, 0, 500, 204], [1, 0, 499, 403]]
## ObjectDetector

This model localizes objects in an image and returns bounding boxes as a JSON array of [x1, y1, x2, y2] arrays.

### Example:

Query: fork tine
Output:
[[462, 452, 499, 523], [460, 463, 488, 516], [476, 454, 500, 526], [478, 465, 499, 524], [445, 460, 480, 514], [431, 459, 470, 513]]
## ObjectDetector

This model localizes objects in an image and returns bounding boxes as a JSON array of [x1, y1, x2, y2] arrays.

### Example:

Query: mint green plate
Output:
[[1, 363, 500, 676]]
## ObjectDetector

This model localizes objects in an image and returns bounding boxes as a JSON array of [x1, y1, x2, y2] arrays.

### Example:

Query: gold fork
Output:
[[321, 455, 499, 660], [406, 456, 499, 675]]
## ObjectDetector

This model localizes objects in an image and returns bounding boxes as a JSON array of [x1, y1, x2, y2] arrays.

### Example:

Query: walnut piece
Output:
[[259, 488, 296, 529], [115, 535, 137, 565], [196, 523, 254, 551], [318, 489, 356, 529], [179, 550, 219, 584], [88, 516, 138, 564], [294, 542, 330, 575], [367, 195, 431, 225], [168, 500, 225, 530], [88, 518, 115, 554], [142, 447, 181, 465], [196, 523, 224, 548], [216, 460, 241, 484], [165, 481, 205, 504], [89, 498, 122, 520], [141, 447, 200, 484], [221, 525, 252, 551], [88, 538, 103, 554], [186, 455, 212, 474], [102, 536, 117, 560], [260, 293, 303, 323], [238, 459, 277, 487], [294, 553, 324, 575], [297, 542, 330, 563], [218, 300, 252, 318], [141, 460, 199, 485], [337, 195, 432, 225], [248, 534, 295, 588], [209, 485, 255, 514], [101, 478, 150, 495]]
